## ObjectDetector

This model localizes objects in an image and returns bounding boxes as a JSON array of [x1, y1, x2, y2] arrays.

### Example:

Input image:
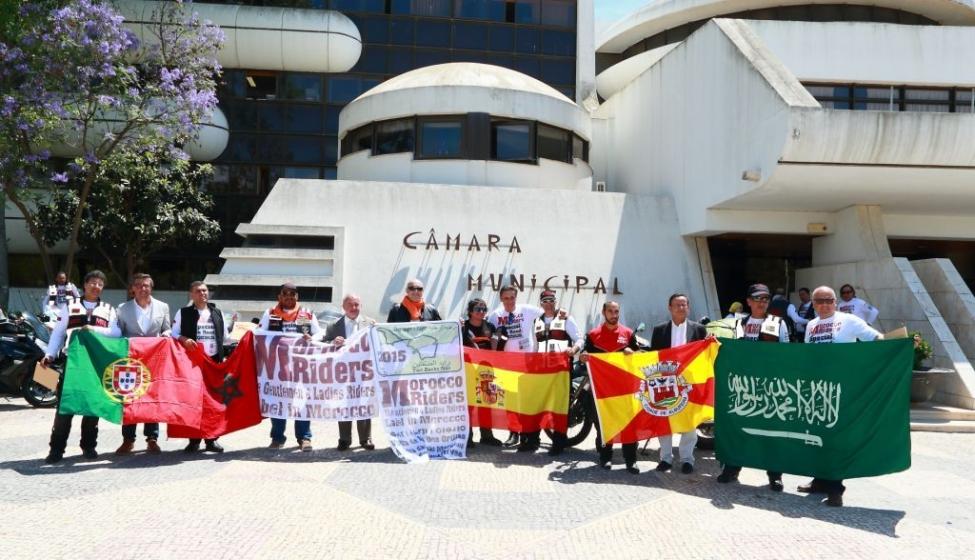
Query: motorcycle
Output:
[[0, 312, 61, 408], [544, 359, 595, 448]]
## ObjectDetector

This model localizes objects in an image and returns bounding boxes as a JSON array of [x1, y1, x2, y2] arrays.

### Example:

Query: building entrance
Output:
[[707, 234, 815, 316], [889, 239, 975, 291]]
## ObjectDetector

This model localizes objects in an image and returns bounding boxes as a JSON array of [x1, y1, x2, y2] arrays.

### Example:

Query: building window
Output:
[[280, 74, 322, 101], [415, 20, 451, 48], [456, 0, 507, 21], [541, 29, 575, 56], [245, 72, 277, 100], [571, 134, 587, 162], [453, 22, 489, 51], [491, 121, 533, 162], [208, 165, 261, 195], [341, 124, 374, 157], [418, 118, 464, 158], [541, 0, 576, 28], [376, 118, 415, 154], [904, 88, 951, 112], [537, 123, 570, 162], [805, 83, 972, 113]]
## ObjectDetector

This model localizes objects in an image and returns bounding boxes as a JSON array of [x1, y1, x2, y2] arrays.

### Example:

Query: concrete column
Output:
[[811, 205, 891, 266]]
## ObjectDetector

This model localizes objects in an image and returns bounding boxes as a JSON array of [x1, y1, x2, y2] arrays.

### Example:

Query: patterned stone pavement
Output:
[[2, 396, 974, 559]]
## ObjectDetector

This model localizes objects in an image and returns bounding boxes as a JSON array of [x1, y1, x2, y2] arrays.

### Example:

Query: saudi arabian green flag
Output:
[[714, 338, 912, 480]]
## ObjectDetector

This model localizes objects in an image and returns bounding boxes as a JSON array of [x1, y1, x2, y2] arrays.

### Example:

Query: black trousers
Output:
[[122, 423, 159, 441], [594, 416, 637, 465], [810, 477, 846, 495], [338, 419, 371, 444], [722, 465, 782, 481], [49, 373, 98, 455]]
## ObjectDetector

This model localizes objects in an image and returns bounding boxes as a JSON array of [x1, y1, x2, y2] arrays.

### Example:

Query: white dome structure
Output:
[[338, 63, 592, 191]]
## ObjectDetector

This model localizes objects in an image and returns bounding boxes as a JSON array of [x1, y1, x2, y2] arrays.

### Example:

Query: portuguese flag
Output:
[[588, 338, 718, 444], [59, 330, 261, 437], [464, 348, 569, 433]]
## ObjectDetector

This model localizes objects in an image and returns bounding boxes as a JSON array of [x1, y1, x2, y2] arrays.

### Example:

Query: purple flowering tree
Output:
[[0, 0, 222, 288]]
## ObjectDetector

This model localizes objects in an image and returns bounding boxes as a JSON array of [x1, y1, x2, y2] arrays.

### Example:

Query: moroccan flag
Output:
[[588, 338, 718, 444], [715, 338, 912, 480], [464, 348, 569, 433], [168, 332, 263, 439], [59, 330, 204, 427]]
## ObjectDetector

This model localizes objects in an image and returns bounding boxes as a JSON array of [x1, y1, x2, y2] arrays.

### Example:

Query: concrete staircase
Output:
[[910, 403, 975, 433]]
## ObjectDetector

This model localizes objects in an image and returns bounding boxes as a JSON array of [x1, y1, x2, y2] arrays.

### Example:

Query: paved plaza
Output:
[[2, 397, 973, 560]]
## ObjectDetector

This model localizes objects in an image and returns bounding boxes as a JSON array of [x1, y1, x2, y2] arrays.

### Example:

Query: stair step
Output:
[[910, 403, 975, 422], [910, 419, 975, 433]]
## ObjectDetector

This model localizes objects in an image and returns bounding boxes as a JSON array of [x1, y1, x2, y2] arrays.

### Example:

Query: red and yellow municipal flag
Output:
[[464, 348, 569, 433], [588, 338, 718, 444]]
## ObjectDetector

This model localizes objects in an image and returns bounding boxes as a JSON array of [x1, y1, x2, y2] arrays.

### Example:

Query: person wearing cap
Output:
[[718, 283, 788, 490], [260, 282, 322, 451], [580, 301, 642, 474], [533, 289, 582, 455], [649, 293, 708, 474], [386, 279, 442, 322], [799, 285, 884, 507], [462, 298, 504, 448]]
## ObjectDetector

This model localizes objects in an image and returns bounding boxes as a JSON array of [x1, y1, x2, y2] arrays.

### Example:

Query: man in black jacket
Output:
[[324, 293, 376, 451], [649, 293, 708, 474], [386, 279, 442, 323], [172, 281, 229, 453]]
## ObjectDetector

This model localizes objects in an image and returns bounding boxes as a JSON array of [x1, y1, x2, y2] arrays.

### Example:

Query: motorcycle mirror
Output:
[[636, 322, 646, 332]]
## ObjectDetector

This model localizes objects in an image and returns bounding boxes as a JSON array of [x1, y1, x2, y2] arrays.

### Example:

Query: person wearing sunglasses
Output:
[[719, 283, 788, 490], [461, 298, 504, 448], [800, 285, 883, 507], [386, 279, 442, 323], [837, 284, 879, 325], [532, 289, 582, 455]]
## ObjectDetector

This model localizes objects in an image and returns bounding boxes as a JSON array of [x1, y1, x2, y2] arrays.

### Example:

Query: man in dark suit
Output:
[[324, 293, 376, 451], [649, 293, 707, 474]]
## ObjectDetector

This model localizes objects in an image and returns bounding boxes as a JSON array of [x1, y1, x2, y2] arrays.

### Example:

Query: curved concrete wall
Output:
[[598, 0, 975, 53], [118, 1, 361, 73], [338, 152, 593, 191]]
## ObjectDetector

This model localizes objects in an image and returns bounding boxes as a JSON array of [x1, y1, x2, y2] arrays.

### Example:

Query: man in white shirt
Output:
[[801, 285, 883, 507], [648, 294, 708, 474], [324, 293, 376, 451], [837, 284, 880, 325], [172, 281, 230, 453]]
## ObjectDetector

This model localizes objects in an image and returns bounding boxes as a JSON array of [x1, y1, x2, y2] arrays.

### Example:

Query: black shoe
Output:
[[480, 436, 503, 447], [516, 440, 539, 453], [547, 445, 564, 456], [183, 441, 202, 453], [625, 464, 640, 475], [655, 460, 671, 472], [599, 461, 612, 470], [716, 470, 739, 484], [44, 452, 63, 464], [769, 479, 784, 492], [361, 439, 375, 451], [204, 441, 224, 453], [798, 481, 825, 494], [825, 493, 843, 507], [337, 440, 351, 452], [81, 448, 98, 460], [503, 433, 520, 447], [681, 462, 694, 474]]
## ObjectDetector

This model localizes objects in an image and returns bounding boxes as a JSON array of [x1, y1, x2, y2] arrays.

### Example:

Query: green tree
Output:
[[35, 149, 220, 285]]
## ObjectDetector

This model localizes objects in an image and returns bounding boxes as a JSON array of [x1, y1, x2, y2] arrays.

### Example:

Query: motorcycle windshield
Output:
[[20, 313, 50, 344]]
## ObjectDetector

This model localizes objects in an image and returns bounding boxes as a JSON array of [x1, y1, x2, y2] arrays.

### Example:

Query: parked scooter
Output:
[[0, 312, 61, 407]]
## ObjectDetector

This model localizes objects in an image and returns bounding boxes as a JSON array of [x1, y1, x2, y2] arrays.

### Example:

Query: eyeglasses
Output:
[[751, 296, 770, 302], [540, 297, 556, 303], [473, 306, 488, 312], [407, 286, 423, 292], [813, 298, 836, 304]]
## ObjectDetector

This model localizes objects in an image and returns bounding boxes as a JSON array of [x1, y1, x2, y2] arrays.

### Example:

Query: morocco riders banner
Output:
[[370, 321, 468, 463], [463, 348, 569, 433], [588, 338, 718, 444], [714, 338, 912, 480], [254, 328, 376, 422]]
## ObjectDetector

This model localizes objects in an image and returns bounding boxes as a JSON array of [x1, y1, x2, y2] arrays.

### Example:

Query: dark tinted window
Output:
[[415, 20, 451, 48], [389, 49, 414, 73], [280, 74, 322, 101], [407, 0, 452, 16], [456, 0, 506, 21], [540, 59, 573, 85], [376, 119, 415, 154], [415, 49, 451, 68], [389, 19, 414, 44], [537, 123, 569, 162], [283, 105, 324, 133], [354, 45, 388, 73], [350, 15, 388, 43], [489, 25, 515, 51], [418, 120, 463, 158], [514, 0, 540, 24], [454, 22, 489, 50], [572, 134, 586, 161], [492, 121, 532, 161], [515, 28, 539, 54], [542, 0, 576, 27], [330, 0, 384, 12], [245, 72, 277, 99], [541, 29, 575, 56]]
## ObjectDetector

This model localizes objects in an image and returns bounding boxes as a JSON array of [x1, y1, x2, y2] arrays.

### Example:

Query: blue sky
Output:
[[595, 0, 648, 27]]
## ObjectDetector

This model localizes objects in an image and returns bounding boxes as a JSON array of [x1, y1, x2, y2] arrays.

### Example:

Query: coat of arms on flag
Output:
[[102, 358, 151, 403]]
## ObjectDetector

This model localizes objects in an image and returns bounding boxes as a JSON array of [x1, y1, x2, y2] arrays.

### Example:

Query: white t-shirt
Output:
[[741, 316, 789, 342], [487, 304, 543, 352], [837, 297, 879, 325], [805, 311, 881, 344], [172, 307, 231, 358]]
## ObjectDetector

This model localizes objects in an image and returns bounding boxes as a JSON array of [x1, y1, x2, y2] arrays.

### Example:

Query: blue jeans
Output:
[[270, 418, 312, 443]]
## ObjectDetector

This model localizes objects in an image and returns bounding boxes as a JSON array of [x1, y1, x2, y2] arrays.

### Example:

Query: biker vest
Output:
[[734, 315, 784, 343], [267, 307, 315, 335], [65, 297, 113, 329], [47, 283, 75, 307], [534, 316, 570, 342]]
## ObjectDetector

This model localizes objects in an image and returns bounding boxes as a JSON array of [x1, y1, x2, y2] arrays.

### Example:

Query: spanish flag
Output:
[[588, 338, 718, 444], [464, 348, 570, 433]]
